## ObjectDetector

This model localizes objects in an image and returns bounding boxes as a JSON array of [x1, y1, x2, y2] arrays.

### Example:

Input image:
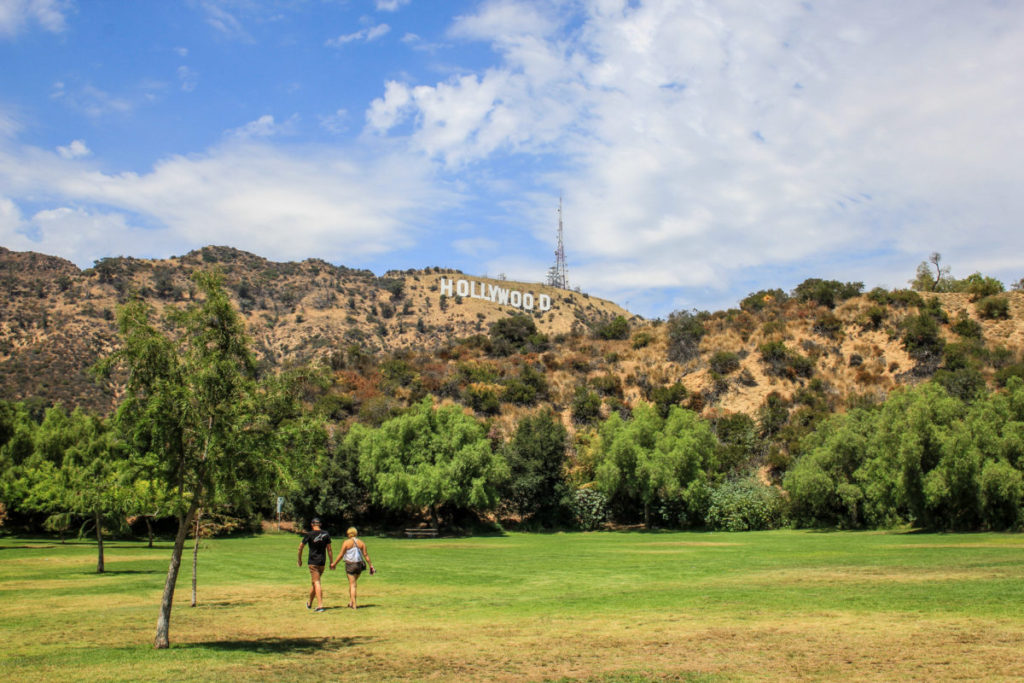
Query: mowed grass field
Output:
[[3, 530, 1024, 682]]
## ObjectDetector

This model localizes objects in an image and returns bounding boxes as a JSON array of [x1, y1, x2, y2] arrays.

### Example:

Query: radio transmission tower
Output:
[[546, 197, 569, 289]]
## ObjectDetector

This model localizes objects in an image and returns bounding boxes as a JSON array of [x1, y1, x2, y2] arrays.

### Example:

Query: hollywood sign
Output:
[[440, 277, 553, 312]]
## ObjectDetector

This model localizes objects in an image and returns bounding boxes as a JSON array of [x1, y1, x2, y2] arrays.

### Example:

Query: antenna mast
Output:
[[547, 196, 569, 289]]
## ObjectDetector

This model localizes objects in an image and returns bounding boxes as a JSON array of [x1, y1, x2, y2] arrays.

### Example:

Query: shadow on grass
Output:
[[0, 542, 176, 551], [74, 569, 162, 576], [180, 635, 371, 654]]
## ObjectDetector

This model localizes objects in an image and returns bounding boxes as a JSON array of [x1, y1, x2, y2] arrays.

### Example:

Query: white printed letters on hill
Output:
[[440, 277, 552, 312]]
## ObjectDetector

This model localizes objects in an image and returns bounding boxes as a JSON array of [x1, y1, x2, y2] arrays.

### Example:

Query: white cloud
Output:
[[0, 131, 449, 268], [453, 237, 499, 257], [319, 108, 349, 134], [375, 0, 409, 12], [0, 0, 68, 38], [326, 23, 390, 47], [365, 0, 1024, 304], [225, 114, 298, 140], [56, 139, 90, 159], [177, 65, 198, 92], [199, 0, 252, 42], [50, 82, 141, 117]]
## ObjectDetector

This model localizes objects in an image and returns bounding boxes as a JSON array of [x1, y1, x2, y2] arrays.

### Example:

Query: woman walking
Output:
[[331, 527, 374, 609]]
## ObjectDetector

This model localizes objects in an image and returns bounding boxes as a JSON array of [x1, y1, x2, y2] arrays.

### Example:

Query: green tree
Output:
[[351, 398, 508, 528], [98, 271, 298, 649], [594, 403, 717, 527], [502, 411, 569, 525], [53, 410, 129, 572]]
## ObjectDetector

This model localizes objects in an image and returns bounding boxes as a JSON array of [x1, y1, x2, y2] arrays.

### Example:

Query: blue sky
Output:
[[2, 0, 1023, 318]]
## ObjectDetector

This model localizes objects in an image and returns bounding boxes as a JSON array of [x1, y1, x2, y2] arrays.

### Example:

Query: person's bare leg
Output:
[[308, 582, 315, 608], [314, 577, 324, 609], [348, 573, 358, 609]]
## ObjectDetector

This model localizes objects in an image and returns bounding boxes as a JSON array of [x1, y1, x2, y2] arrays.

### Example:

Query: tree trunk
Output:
[[95, 510, 105, 573], [429, 505, 440, 530], [191, 508, 201, 608], [154, 497, 200, 649], [145, 516, 154, 548], [643, 501, 650, 529]]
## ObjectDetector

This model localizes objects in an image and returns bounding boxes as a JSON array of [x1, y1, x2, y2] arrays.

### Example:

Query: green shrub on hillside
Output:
[[593, 315, 630, 340], [665, 309, 708, 363], [631, 331, 654, 349], [740, 289, 788, 312], [951, 311, 983, 338], [901, 312, 945, 362], [976, 295, 1010, 320], [812, 312, 844, 340], [571, 385, 602, 425], [709, 351, 741, 375], [792, 278, 863, 309], [960, 272, 1004, 301]]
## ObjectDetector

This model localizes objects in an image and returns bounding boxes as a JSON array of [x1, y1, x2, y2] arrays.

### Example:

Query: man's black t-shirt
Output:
[[303, 530, 331, 567]]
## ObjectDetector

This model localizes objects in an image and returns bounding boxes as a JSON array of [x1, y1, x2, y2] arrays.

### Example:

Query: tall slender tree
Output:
[[97, 271, 295, 649]]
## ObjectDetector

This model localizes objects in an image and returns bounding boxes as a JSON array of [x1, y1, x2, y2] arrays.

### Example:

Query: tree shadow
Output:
[[77, 569, 162, 575], [0, 542, 176, 551], [180, 636, 371, 654]]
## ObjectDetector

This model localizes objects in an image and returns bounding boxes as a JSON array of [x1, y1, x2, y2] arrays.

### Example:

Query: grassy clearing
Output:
[[2, 530, 1024, 681]]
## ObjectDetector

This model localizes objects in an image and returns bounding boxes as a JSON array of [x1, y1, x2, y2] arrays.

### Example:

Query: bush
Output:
[[650, 381, 687, 418], [923, 296, 949, 323], [951, 311, 983, 338], [594, 315, 630, 340], [866, 287, 891, 305], [995, 363, 1024, 387], [863, 305, 888, 329], [705, 478, 787, 531], [889, 289, 924, 308], [590, 373, 623, 398], [666, 310, 707, 363], [489, 315, 549, 356], [502, 364, 548, 406], [961, 272, 1004, 301], [812, 312, 844, 339], [571, 386, 602, 425], [759, 341, 814, 379], [709, 351, 741, 375], [792, 278, 863, 309], [933, 367, 987, 402], [976, 295, 1010, 320], [570, 488, 609, 530], [901, 313, 944, 362], [631, 331, 654, 349], [464, 385, 501, 415], [740, 289, 788, 312]]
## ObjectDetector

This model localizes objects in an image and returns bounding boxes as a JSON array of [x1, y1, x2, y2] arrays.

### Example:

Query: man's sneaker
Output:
[[314, 607, 326, 612], [306, 601, 311, 609]]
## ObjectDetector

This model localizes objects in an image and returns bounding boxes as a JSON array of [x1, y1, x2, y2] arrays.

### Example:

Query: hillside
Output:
[[2, 245, 1023, 454], [0, 246, 637, 412]]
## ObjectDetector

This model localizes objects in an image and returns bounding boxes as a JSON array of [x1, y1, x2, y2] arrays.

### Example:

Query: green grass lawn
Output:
[[3, 529, 1024, 681]]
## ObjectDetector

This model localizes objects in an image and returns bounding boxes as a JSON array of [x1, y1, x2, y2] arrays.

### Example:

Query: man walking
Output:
[[298, 517, 333, 612]]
